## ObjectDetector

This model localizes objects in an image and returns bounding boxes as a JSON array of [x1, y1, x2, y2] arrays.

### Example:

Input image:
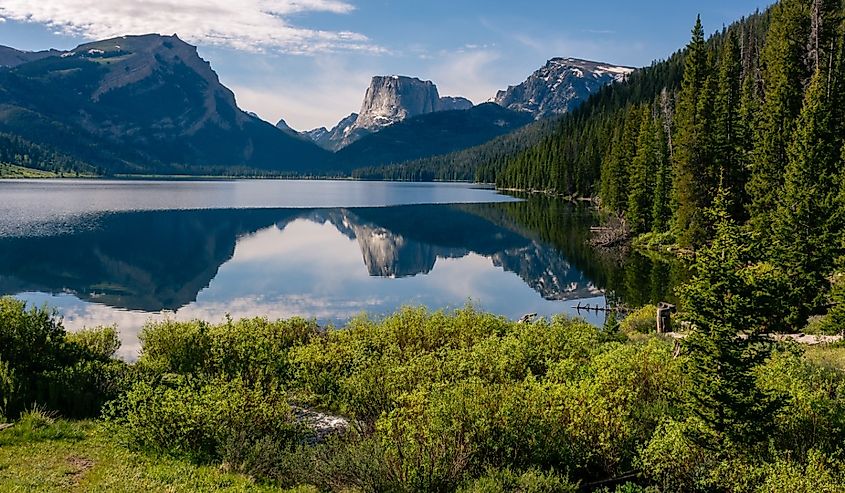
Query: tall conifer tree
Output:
[[748, 0, 810, 228], [773, 67, 842, 326], [674, 16, 716, 247]]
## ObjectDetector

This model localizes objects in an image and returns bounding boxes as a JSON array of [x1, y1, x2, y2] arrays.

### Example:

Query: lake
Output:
[[0, 179, 683, 359]]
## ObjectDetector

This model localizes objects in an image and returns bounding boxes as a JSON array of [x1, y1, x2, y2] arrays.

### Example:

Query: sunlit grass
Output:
[[0, 163, 59, 178], [803, 344, 845, 371], [0, 419, 311, 492]]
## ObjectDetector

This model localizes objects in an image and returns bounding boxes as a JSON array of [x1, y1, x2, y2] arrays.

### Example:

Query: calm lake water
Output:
[[0, 179, 683, 359]]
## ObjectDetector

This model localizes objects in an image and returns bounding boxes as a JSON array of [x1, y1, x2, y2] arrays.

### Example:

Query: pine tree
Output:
[[626, 106, 659, 234], [674, 16, 717, 247], [748, 0, 811, 229], [714, 31, 747, 220], [651, 128, 672, 234], [681, 189, 785, 448], [773, 67, 843, 327]]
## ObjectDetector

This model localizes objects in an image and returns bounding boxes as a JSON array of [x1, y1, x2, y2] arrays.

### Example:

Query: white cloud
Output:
[[426, 48, 503, 104], [0, 0, 382, 54], [228, 54, 379, 130]]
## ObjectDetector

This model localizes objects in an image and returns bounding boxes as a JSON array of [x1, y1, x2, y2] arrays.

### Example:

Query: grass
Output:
[[0, 163, 60, 178], [0, 164, 100, 179], [803, 343, 845, 371], [0, 418, 313, 492]]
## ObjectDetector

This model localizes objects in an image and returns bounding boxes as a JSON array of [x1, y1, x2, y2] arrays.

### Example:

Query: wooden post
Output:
[[656, 302, 676, 334]]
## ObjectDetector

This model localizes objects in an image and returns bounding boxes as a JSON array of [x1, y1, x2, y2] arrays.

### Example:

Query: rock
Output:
[[306, 76, 474, 150], [437, 96, 474, 111], [292, 406, 351, 444], [304, 113, 358, 151]]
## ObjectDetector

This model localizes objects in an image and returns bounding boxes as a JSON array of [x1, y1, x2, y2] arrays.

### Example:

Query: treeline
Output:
[[0, 132, 99, 176], [497, 1, 845, 330], [351, 116, 563, 182]]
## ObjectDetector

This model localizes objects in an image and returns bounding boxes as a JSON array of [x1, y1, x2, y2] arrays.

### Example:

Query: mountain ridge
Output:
[[494, 57, 635, 119], [0, 34, 331, 174]]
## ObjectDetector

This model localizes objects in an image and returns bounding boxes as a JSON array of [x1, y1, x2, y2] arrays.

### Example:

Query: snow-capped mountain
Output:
[[304, 76, 473, 151], [493, 58, 635, 119]]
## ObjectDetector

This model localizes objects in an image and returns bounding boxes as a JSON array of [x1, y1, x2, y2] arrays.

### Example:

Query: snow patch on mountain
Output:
[[494, 57, 635, 119]]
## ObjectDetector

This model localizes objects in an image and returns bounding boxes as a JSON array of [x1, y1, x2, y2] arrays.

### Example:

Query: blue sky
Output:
[[0, 0, 773, 130]]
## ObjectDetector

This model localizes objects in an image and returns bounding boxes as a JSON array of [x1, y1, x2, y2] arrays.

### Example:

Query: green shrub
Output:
[[0, 359, 16, 420], [458, 468, 577, 493], [639, 418, 716, 492], [107, 375, 307, 463], [305, 433, 397, 492], [66, 325, 121, 360], [138, 319, 212, 375], [759, 450, 845, 493], [755, 350, 845, 458], [619, 305, 657, 334], [0, 297, 126, 419], [813, 272, 845, 335], [138, 317, 319, 384]]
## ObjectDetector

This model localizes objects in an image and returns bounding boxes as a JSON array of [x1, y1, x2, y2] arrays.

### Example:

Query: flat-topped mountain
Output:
[[305, 75, 473, 150], [494, 57, 634, 119], [0, 34, 329, 174]]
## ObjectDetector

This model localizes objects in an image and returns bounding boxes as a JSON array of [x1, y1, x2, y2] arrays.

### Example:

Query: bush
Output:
[[619, 305, 657, 334], [107, 375, 308, 463], [66, 326, 121, 360], [138, 317, 319, 384], [0, 297, 127, 419], [458, 468, 577, 493], [639, 419, 716, 492], [759, 450, 845, 493], [138, 319, 212, 375], [755, 350, 845, 458]]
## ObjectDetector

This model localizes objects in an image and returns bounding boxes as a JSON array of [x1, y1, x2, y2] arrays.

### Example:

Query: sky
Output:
[[0, 0, 774, 131]]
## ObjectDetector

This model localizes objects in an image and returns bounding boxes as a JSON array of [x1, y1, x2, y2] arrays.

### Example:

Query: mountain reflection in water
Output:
[[0, 199, 685, 358]]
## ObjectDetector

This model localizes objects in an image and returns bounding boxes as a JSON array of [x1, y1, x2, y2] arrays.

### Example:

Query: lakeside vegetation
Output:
[[0, 163, 59, 178], [2, 207, 845, 491]]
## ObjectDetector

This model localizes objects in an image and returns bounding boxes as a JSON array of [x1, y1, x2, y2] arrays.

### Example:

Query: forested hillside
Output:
[[379, 0, 845, 332], [351, 114, 564, 181]]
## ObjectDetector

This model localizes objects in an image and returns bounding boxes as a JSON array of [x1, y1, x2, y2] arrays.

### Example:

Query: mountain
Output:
[[438, 96, 474, 111], [0, 46, 61, 68], [0, 34, 329, 174], [274, 117, 301, 138], [335, 103, 533, 171], [307, 76, 473, 150], [343, 58, 637, 181], [494, 57, 634, 119], [301, 113, 358, 151]]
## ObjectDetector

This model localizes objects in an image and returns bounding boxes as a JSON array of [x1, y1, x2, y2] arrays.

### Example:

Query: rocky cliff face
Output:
[[438, 96, 474, 111], [306, 76, 474, 150], [354, 76, 441, 132], [494, 58, 634, 119], [302, 113, 358, 151]]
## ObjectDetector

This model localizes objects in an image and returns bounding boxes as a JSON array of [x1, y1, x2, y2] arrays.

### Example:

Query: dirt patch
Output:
[[64, 455, 94, 486]]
